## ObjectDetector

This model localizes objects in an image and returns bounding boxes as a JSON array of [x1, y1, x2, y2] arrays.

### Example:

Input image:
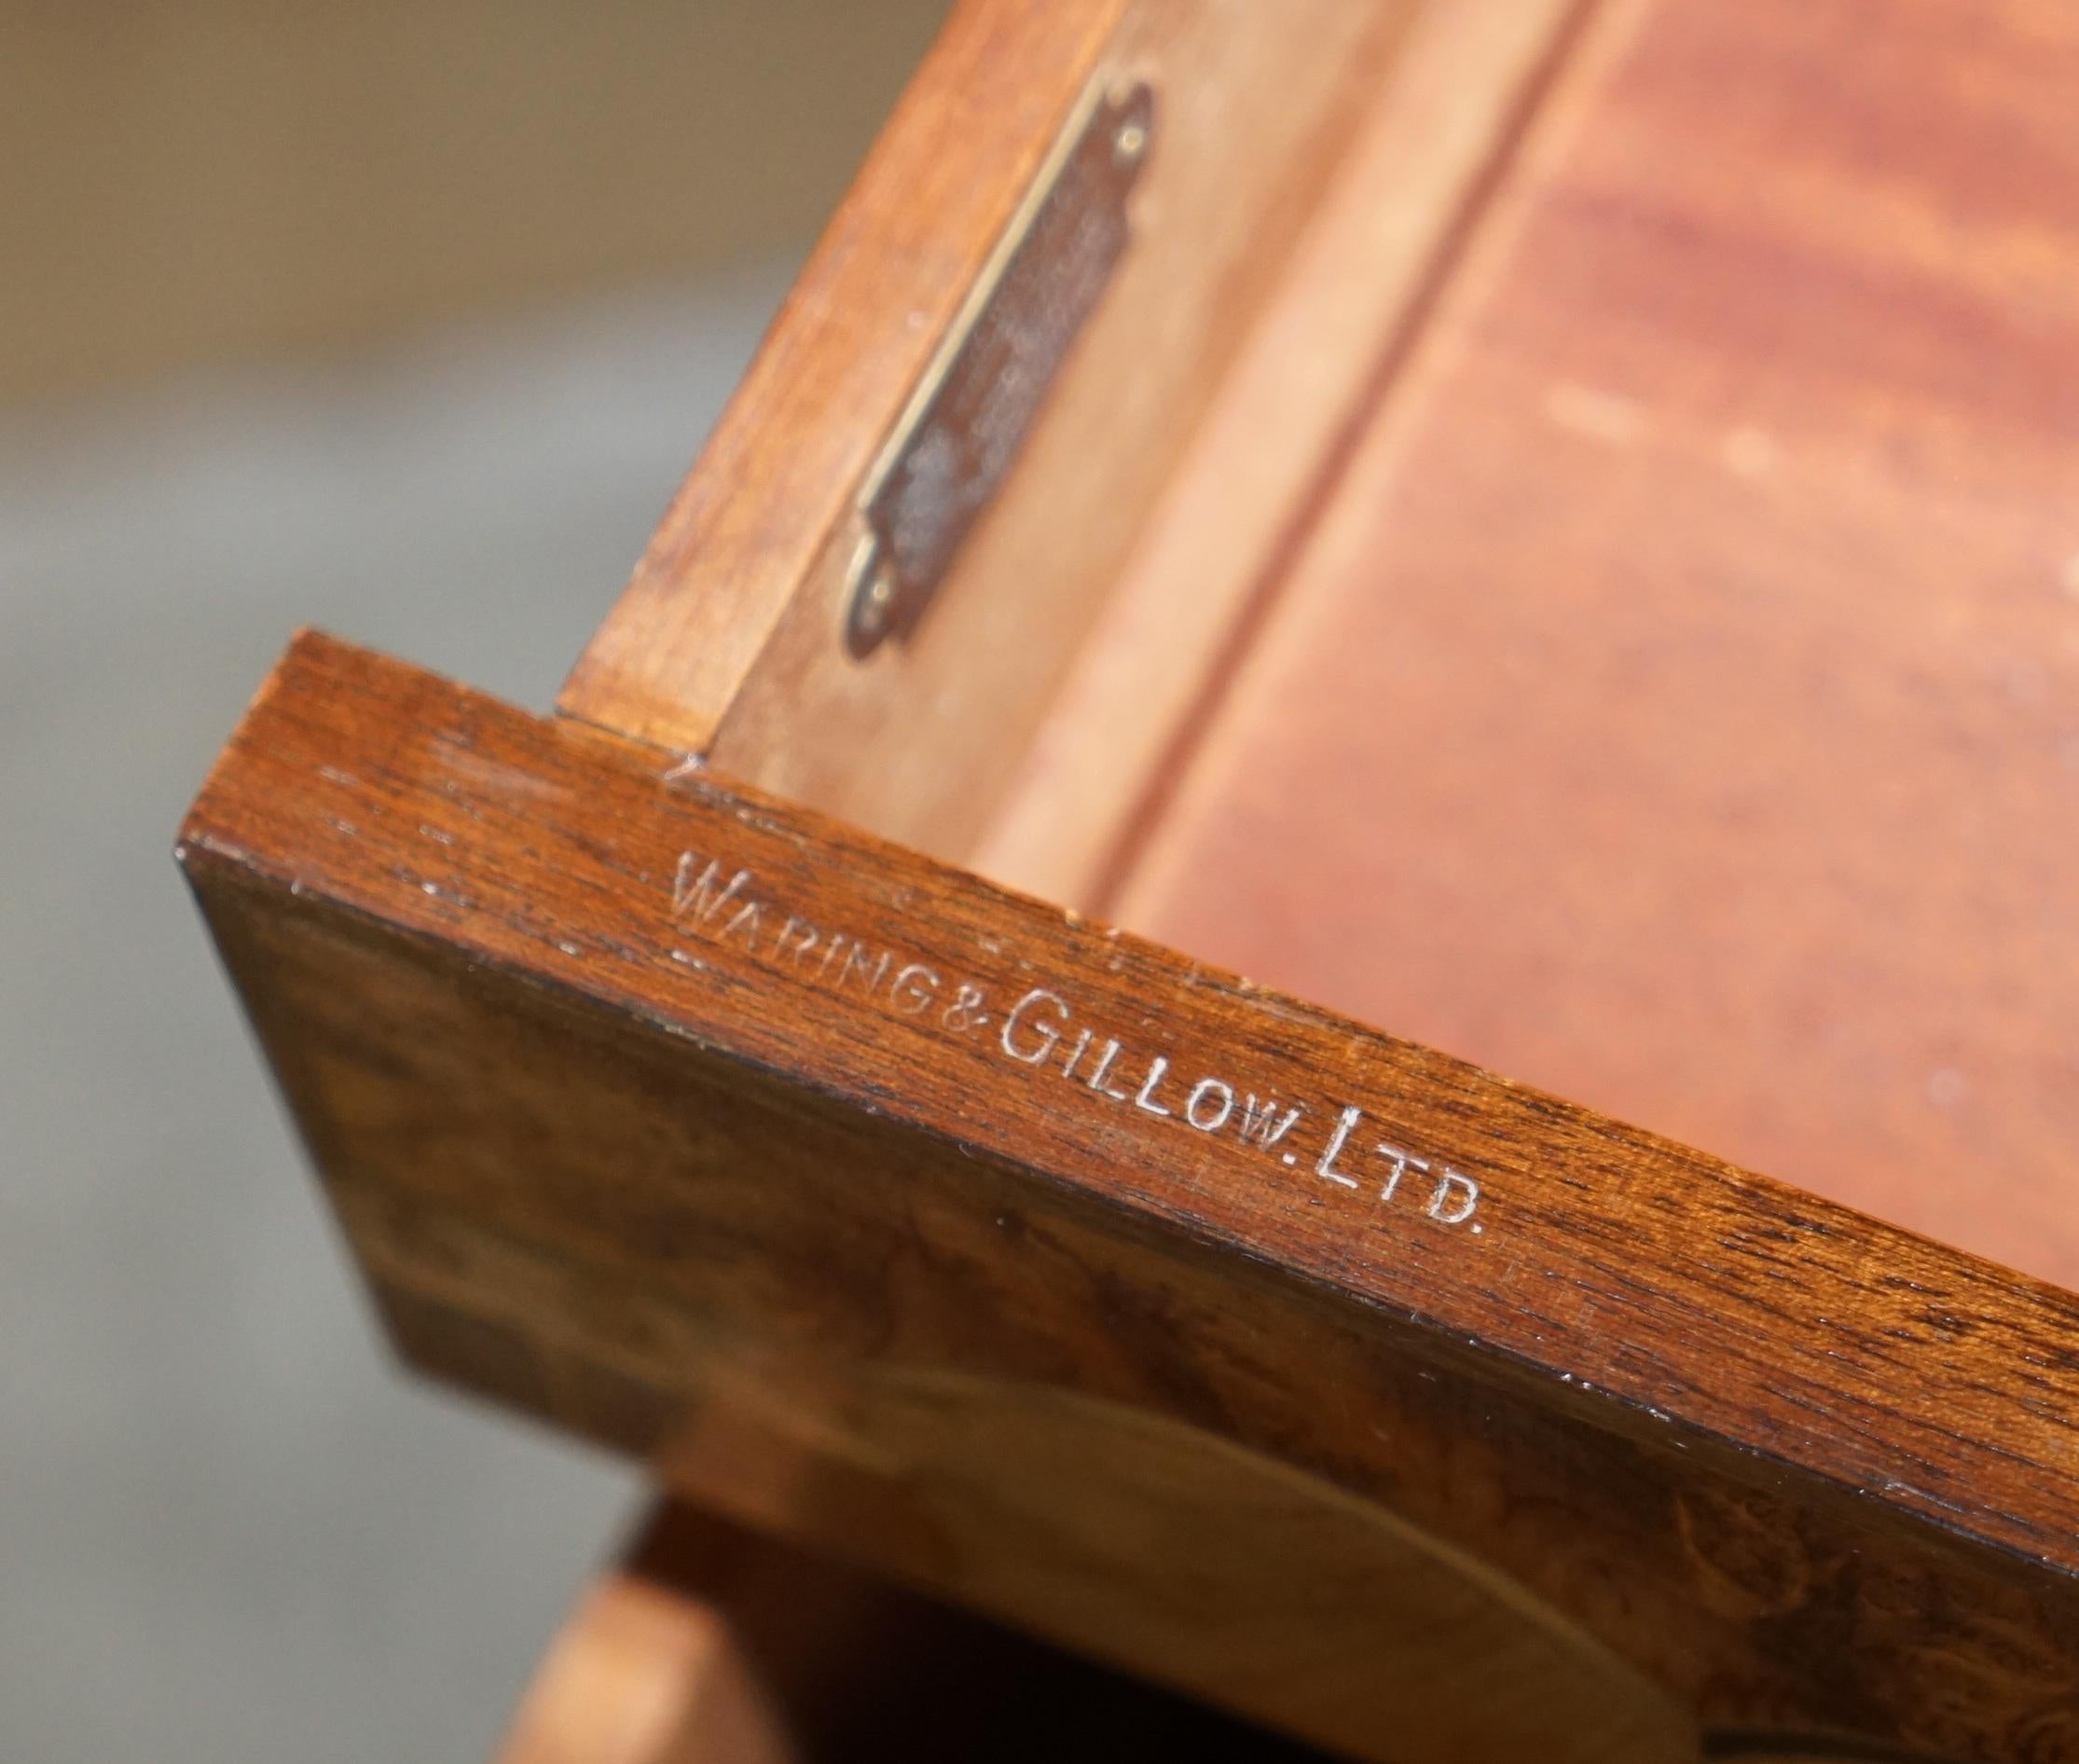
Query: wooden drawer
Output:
[[182, 2, 2079, 1758]]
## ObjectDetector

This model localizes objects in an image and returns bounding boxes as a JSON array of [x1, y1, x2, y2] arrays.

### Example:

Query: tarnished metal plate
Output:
[[845, 76, 1155, 658]]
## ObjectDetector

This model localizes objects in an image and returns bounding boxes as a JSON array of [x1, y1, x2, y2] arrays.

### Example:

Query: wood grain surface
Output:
[[1103, 0, 2079, 1297], [560, 0, 1583, 871], [185, 634, 2079, 1762], [972, 0, 1590, 899], [557, 0, 1125, 754]]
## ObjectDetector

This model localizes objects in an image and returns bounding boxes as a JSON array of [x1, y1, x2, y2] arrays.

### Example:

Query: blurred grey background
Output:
[[1, 5, 945, 1759]]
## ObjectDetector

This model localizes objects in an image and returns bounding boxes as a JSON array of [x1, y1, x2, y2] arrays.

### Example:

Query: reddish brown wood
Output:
[[492, 1515, 795, 1764], [184, 633, 2079, 1761], [559, 0, 1583, 871], [1103, 0, 2079, 1296], [973, 0, 1592, 896]]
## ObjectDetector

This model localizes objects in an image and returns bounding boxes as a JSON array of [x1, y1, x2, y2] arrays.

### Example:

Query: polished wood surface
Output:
[[185, 633, 2079, 1761], [174, 1, 2079, 1756], [1095, 0, 2079, 1292], [562, 0, 1582, 869], [973, 0, 1591, 898]]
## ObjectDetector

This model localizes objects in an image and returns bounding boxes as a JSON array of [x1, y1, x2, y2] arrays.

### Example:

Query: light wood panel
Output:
[[972, 0, 1592, 902], [561, 0, 1582, 869], [492, 1535, 792, 1764], [557, 0, 1127, 756]]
